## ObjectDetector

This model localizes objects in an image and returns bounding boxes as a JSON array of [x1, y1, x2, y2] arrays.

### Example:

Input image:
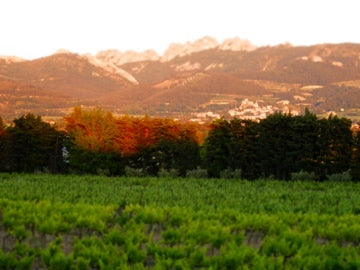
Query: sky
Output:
[[0, 0, 359, 60]]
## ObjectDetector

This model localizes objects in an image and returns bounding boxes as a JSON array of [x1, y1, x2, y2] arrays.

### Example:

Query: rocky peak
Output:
[[0, 55, 25, 63], [162, 36, 256, 62], [219, 37, 256, 51], [93, 36, 256, 66], [162, 36, 219, 62], [54, 49, 75, 56], [96, 49, 160, 66]]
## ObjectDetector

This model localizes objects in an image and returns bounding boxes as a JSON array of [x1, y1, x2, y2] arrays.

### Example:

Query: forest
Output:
[[0, 107, 359, 181]]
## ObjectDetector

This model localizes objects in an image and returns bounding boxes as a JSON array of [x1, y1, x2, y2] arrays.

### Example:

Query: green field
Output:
[[0, 174, 359, 269]]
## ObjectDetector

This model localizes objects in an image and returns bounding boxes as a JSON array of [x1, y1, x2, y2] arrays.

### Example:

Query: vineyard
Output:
[[0, 174, 359, 269]]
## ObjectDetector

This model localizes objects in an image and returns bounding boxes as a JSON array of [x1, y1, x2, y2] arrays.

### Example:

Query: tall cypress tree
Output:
[[351, 130, 360, 181], [0, 116, 6, 171], [315, 115, 352, 179], [203, 119, 231, 178], [291, 109, 319, 174], [257, 112, 295, 180], [228, 119, 259, 179]]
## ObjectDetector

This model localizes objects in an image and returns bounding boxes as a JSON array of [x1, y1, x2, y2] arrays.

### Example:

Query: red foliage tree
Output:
[[64, 107, 204, 159]]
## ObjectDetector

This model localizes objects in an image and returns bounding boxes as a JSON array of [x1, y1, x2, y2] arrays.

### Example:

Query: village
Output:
[[190, 98, 300, 123]]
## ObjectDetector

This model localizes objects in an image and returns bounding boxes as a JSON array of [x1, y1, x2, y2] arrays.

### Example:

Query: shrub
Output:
[[158, 168, 179, 178], [291, 170, 316, 181], [96, 168, 110, 176], [186, 167, 208, 178], [124, 166, 147, 177], [220, 168, 242, 179], [327, 170, 352, 182]]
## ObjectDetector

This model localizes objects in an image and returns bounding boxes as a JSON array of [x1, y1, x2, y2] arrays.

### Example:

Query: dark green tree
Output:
[[127, 145, 160, 176], [157, 138, 200, 177], [228, 119, 259, 179], [290, 109, 319, 173], [351, 131, 360, 181], [126, 137, 200, 177], [67, 146, 124, 175], [315, 115, 352, 179], [0, 116, 6, 171], [2, 113, 66, 173], [203, 119, 231, 177], [256, 112, 297, 180]]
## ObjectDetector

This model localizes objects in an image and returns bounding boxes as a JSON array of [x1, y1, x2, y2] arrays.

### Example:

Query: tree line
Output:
[[0, 107, 359, 180], [204, 109, 359, 180]]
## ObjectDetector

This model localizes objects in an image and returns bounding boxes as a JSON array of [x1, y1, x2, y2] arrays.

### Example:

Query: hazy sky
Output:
[[1, 0, 359, 59]]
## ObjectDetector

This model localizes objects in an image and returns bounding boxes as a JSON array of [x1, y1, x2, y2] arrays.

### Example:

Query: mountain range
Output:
[[1, 36, 360, 122]]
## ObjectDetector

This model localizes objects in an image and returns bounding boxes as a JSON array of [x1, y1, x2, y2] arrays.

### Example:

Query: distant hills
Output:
[[1, 37, 360, 121]]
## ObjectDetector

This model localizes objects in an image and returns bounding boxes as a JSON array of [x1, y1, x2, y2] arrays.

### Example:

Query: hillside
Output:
[[1, 38, 360, 121], [0, 77, 76, 119], [0, 52, 134, 99]]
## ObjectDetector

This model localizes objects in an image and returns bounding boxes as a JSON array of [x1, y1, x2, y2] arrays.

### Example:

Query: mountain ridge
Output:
[[1, 37, 360, 121], [95, 36, 256, 67]]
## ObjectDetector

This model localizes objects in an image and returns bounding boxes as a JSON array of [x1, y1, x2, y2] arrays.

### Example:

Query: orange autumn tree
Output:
[[64, 107, 202, 175], [65, 106, 119, 152], [115, 115, 139, 155], [122, 116, 201, 176], [65, 107, 199, 155], [115, 115, 201, 156], [64, 107, 124, 175], [134, 116, 182, 147]]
